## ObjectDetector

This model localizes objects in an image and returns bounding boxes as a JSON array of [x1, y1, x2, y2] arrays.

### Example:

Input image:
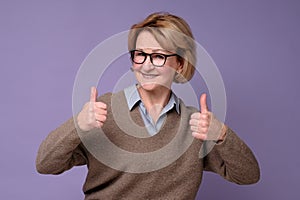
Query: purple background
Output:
[[1, 0, 299, 199]]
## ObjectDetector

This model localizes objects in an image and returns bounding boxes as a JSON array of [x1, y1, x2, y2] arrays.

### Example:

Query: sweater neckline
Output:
[[111, 90, 180, 139]]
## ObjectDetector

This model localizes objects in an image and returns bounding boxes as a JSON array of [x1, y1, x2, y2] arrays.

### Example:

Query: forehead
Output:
[[135, 31, 163, 50]]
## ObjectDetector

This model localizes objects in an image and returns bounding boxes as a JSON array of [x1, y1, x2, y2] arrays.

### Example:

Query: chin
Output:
[[139, 81, 172, 92], [139, 82, 159, 91]]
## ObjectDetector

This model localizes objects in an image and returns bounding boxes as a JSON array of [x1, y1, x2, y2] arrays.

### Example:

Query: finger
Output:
[[95, 114, 107, 123], [200, 93, 208, 113], [192, 132, 207, 140], [190, 113, 209, 123], [199, 113, 210, 121], [190, 112, 200, 120], [189, 118, 199, 126], [94, 108, 107, 116], [95, 102, 107, 109], [189, 118, 207, 127], [190, 125, 198, 132], [90, 86, 98, 102], [190, 125, 208, 134], [95, 120, 104, 128]]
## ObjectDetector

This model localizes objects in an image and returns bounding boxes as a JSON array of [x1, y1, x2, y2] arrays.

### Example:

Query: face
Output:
[[132, 31, 182, 92]]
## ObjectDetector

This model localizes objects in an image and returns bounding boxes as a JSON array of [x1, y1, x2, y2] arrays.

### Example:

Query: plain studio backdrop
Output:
[[0, 0, 299, 199]]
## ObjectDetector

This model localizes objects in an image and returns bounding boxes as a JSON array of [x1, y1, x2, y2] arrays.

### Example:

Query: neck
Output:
[[137, 85, 171, 123]]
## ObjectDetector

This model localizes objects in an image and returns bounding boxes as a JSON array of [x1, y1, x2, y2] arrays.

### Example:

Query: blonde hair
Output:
[[128, 12, 196, 83]]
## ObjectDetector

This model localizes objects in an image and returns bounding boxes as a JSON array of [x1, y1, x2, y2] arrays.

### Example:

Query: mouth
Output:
[[141, 73, 158, 79]]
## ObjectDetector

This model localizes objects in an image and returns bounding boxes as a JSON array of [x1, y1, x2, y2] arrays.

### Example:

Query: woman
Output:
[[36, 12, 260, 199]]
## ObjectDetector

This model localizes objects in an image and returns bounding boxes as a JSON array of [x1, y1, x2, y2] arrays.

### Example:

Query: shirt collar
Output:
[[124, 84, 180, 114]]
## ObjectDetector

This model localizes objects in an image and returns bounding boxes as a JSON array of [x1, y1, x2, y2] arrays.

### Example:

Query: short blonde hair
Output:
[[128, 12, 196, 83]]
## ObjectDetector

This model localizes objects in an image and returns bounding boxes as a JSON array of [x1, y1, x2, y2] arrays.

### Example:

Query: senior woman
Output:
[[36, 12, 260, 199]]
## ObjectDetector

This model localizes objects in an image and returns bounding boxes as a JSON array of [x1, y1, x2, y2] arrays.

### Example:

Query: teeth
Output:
[[142, 74, 157, 79]]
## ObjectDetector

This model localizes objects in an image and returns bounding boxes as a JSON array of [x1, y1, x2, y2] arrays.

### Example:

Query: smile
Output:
[[141, 73, 158, 79]]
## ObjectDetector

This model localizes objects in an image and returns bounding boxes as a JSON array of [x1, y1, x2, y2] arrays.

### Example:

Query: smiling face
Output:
[[132, 31, 182, 92]]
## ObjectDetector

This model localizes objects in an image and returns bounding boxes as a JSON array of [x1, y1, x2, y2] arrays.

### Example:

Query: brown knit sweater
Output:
[[36, 91, 260, 200]]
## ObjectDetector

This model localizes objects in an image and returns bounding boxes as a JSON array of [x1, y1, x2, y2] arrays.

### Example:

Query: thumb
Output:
[[90, 86, 98, 102], [200, 93, 208, 113]]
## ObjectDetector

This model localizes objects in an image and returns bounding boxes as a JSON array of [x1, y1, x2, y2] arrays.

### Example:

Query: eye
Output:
[[152, 53, 165, 60], [135, 51, 145, 57]]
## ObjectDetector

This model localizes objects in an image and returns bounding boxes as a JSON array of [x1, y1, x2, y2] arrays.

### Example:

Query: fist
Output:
[[189, 93, 226, 141], [77, 87, 107, 131]]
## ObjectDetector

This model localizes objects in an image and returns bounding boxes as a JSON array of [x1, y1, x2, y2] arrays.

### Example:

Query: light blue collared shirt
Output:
[[124, 85, 180, 136]]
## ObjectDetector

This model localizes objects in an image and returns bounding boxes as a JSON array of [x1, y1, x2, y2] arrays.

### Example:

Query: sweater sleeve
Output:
[[203, 127, 260, 185], [36, 117, 87, 175]]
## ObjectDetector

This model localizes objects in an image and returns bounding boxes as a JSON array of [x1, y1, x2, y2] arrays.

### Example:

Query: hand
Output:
[[189, 93, 226, 141], [77, 87, 107, 131]]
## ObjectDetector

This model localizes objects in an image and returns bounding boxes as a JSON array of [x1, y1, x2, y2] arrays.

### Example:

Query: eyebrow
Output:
[[135, 48, 173, 54]]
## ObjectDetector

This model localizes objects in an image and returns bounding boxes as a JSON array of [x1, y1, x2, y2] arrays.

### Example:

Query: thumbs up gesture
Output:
[[77, 87, 107, 131], [189, 93, 227, 142]]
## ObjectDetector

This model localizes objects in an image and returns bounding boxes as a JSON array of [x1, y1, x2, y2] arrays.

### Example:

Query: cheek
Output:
[[160, 67, 177, 80], [165, 58, 181, 71], [162, 61, 178, 74], [131, 63, 141, 69]]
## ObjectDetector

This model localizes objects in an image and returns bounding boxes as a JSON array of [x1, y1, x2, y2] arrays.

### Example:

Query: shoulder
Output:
[[96, 92, 112, 104], [96, 90, 127, 107], [179, 98, 198, 114]]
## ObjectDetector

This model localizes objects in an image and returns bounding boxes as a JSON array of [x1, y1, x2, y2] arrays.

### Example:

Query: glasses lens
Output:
[[132, 50, 145, 64], [151, 54, 166, 67]]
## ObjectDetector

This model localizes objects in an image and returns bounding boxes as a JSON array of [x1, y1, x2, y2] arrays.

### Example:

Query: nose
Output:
[[142, 55, 155, 71], [144, 54, 152, 64]]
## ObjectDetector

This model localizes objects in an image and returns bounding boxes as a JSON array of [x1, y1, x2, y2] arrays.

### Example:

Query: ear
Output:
[[174, 63, 185, 83], [176, 57, 184, 73], [176, 67, 183, 74]]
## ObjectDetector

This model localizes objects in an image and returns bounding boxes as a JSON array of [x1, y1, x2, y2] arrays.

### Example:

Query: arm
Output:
[[36, 87, 107, 175], [36, 117, 87, 175], [203, 127, 260, 184], [189, 93, 260, 184]]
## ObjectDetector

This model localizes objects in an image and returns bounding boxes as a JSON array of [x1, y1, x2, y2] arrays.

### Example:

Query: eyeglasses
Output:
[[130, 50, 177, 67]]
